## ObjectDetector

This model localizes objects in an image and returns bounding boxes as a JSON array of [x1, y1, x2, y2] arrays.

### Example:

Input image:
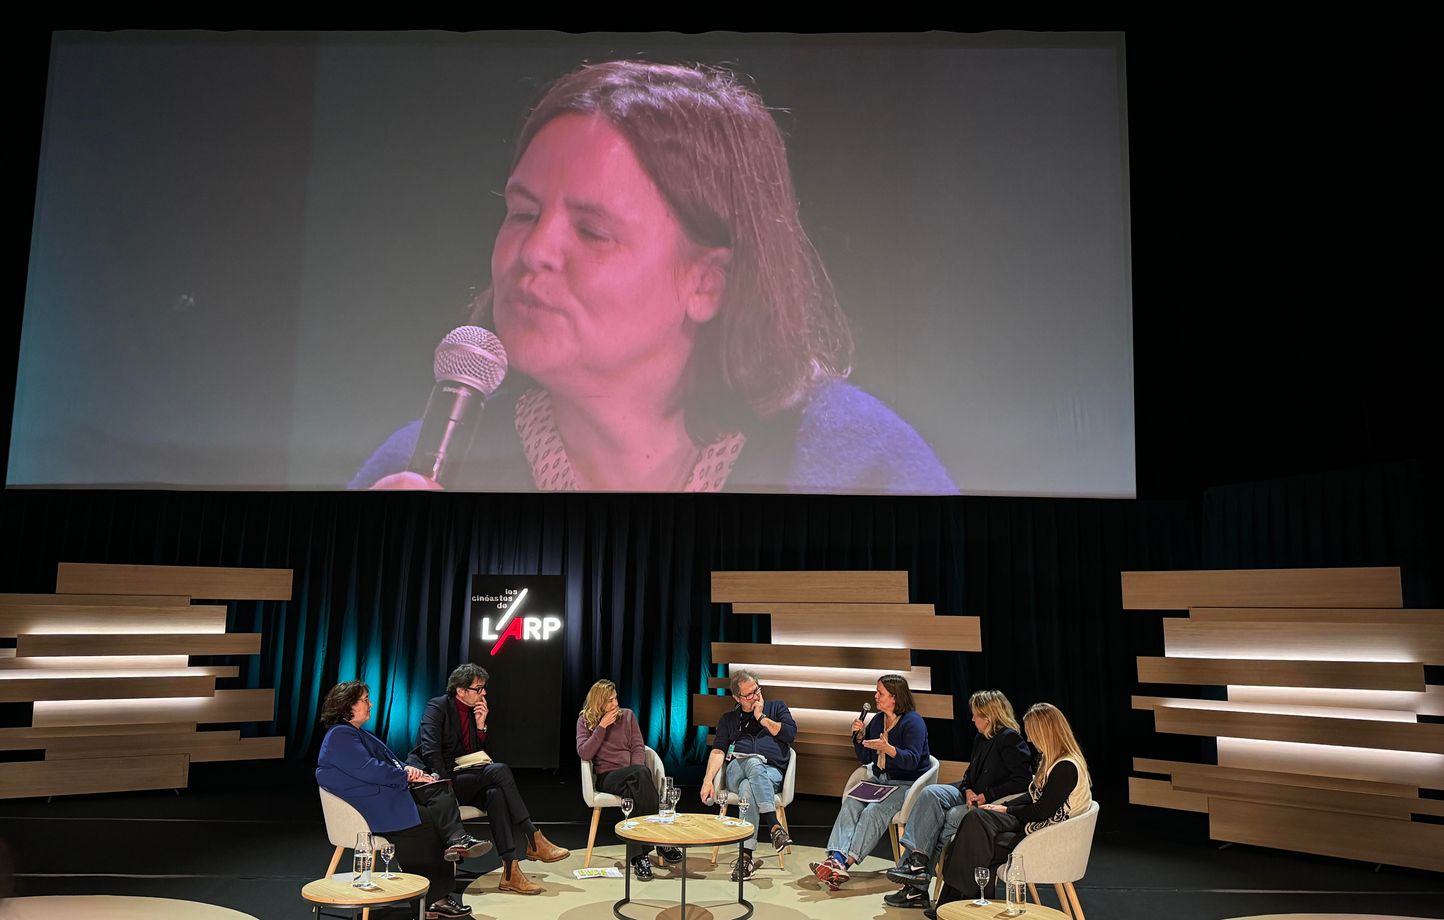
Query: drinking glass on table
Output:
[[377, 841, 397, 879], [621, 795, 635, 828], [661, 778, 676, 818], [973, 866, 991, 905]]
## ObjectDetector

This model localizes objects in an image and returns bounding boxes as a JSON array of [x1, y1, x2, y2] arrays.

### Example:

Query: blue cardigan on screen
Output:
[[349, 379, 958, 495], [316, 723, 420, 834]]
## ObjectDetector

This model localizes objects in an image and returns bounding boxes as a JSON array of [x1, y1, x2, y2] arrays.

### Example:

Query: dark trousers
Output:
[[597, 764, 659, 860], [377, 784, 468, 904], [938, 808, 1023, 906], [452, 762, 534, 861]]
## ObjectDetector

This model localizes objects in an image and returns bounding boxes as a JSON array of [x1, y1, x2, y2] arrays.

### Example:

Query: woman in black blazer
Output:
[[882, 689, 1033, 909]]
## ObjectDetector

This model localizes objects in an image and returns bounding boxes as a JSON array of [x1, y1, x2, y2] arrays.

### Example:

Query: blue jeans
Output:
[[721, 757, 784, 849], [825, 772, 915, 863], [897, 784, 968, 875]]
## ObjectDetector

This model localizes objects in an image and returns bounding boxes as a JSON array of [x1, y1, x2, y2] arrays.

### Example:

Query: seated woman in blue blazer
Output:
[[316, 680, 491, 920], [811, 674, 931, 890]]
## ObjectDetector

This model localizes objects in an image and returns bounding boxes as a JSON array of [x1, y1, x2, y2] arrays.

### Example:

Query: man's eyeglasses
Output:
[[734, 689, 761, 702], [461, 685, 486, 694]]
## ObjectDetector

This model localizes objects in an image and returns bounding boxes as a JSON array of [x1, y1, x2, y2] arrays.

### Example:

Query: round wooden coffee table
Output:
[[615, 813, 756, 920], [937, 899, 1071, 920], [301, 871, 430, 919]]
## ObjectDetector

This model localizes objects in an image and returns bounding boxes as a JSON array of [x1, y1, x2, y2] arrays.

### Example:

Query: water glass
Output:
[[660, 778, 676, 818], [377, 842, 396, 879], [973, 866, 990, 905], [1004, 854, 1026, 915]]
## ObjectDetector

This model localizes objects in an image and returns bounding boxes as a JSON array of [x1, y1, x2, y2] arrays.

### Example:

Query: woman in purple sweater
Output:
[[576, 680, 681, 879]]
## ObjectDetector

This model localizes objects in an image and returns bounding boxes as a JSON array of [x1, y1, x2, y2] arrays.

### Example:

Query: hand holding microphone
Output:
[[851, 701, 872, 742], [371, 326, 508, 490]]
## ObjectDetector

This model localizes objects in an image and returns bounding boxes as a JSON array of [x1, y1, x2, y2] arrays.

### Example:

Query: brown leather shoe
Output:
[[499, 861, 543, 895], [525, 829, 570, 863]]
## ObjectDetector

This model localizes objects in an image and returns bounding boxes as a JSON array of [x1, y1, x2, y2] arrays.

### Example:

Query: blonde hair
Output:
[[968, 689, 1021, 738], [580, 679, 619, 730], [1022, 702, 1087, 788]]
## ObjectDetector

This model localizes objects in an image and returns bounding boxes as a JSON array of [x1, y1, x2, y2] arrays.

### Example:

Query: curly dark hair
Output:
[[320, 680, 369, 727]]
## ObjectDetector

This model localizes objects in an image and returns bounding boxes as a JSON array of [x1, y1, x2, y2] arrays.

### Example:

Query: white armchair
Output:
[[709, 752, 798, 867], [844, 755, 940, 862], [1009, 800, 1100, 919], [318, 787, 393, 877], [580, 745, 664, 867]]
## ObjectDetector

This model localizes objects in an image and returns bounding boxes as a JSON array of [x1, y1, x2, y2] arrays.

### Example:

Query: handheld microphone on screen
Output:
[[406, 326, 508, 487], [851, 701, 872, 743]]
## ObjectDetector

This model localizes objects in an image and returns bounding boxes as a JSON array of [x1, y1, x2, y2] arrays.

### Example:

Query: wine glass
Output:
[[668, 785, 682, 813], [377, 842, 397, 880], [738, 790, 752, 827], [621, 795, 635, 828], [973, 866, 991, 905]]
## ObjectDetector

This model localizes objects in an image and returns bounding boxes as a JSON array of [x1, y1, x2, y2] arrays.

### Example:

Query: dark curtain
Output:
[[1, 488, 1203, 802]]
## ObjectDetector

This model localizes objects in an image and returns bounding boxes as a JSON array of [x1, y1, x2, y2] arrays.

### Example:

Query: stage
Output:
[[2, 762, 1440, 920]]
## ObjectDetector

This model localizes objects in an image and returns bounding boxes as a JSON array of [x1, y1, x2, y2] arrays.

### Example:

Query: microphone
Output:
[[407, 326, 508, 487], [851, 701, 872, 743]]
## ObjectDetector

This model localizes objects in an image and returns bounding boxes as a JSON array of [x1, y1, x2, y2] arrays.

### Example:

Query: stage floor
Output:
[[2, 761, 1441, 920]]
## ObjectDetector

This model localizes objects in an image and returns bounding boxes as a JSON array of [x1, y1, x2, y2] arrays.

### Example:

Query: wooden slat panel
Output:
[[797, 756, 872, 797], [1216, 737, 1444, 788], [0, 754, 190, 799], [31, 688, 275, 726], [45, 730, 241, 760], [771, 614, 980, 652], [0, 674, 216, 703], [1136, 656, 1426, 691], [1172, 772, 1416, 819], [1163, 620, 1444, 664], [1153, 704, 1444, 755], [1189, 607, 1444, 625], [0, 658, 238, 679], [0, 723, 198, 752], [42, 731, 283, 763], [198, 735, 285, 762], [694, 687, 951, 722], [1128, 776, 1208, 813], [937, 759, 967, 785], [0, 593, 190, 607], [707, 664, 932, 692], [1132, 758, 1417, 799], [712, 571, 909, 604], [732, 603, 935, 617], [1210, 798, 1444, 872], [711, 642, 911, 670], [1228, 685, 1444, 717], [1121, 567, 1402, 610], [0, 605, 228, 638], [56, 563, 293, 601], [16, 633, 262, 657]]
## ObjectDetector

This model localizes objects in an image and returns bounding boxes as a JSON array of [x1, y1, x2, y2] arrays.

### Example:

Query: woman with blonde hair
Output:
[[929, 702, 1092, 918], [576, 679, 679, 879], [882, 689, 1033, 909]]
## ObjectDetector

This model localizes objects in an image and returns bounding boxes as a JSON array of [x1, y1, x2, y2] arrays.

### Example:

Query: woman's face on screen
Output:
[[491, 114, 722, 401]]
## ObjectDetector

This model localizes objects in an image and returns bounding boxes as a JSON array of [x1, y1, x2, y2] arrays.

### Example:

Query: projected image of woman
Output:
[[353, 60, 955, 495]]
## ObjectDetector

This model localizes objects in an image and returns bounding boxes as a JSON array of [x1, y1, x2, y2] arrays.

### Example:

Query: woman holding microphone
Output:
[[811, 674, 931, 890]]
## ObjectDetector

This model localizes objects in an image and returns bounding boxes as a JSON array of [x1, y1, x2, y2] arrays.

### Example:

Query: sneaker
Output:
[[885, 851, 930, 886], [630, 854, 654, 881], [883, 885, 931, 909], [810, 856, 849, 890], [769, 823, 793, 853], [425, 896, 472, 919], [730, 850, 761, 882], [444, 835, 493, 862], [657, 846, 684, 865]]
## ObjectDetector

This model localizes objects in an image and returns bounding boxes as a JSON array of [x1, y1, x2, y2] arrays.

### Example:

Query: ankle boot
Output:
[[499, 860, 543, 895], [525, 829, 570, 863]]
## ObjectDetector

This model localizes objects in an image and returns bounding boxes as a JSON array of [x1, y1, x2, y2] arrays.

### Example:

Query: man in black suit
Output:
[[408, 663, 570, 895]]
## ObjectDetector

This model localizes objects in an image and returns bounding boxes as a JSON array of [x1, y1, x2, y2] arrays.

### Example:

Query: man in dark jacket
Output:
[[408, 663, 570, 895]]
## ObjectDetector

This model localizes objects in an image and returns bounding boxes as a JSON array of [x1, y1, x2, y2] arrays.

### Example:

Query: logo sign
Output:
[[469, 575, 565, 769], [476, 587, 563, 656]]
